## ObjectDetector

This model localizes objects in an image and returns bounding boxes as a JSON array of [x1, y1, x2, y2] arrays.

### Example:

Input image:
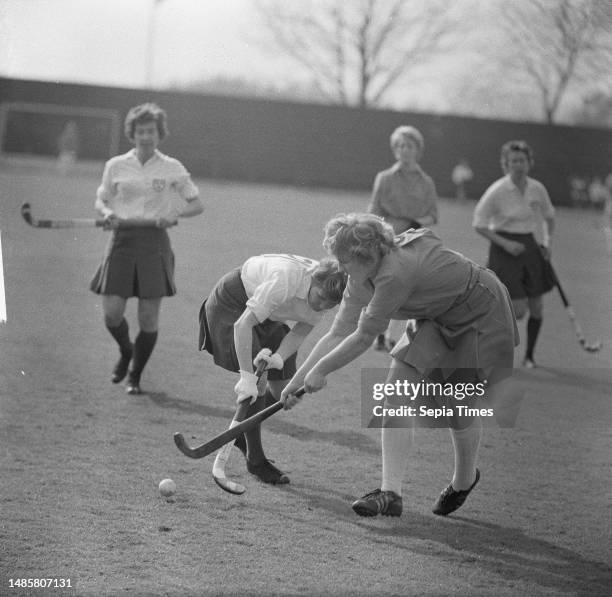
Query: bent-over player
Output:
[[199, 254, 346, 485], [282, 213, 518, 517]]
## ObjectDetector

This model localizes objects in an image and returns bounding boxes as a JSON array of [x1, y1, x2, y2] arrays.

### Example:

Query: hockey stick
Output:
[[211, 361, 267, 495], [174, 388, 305, 460], [549, 262, 602, 353], [21, 203, 177, 229]]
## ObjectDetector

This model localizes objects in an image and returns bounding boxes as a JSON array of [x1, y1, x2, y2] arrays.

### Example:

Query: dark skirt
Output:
[[487, 232, 555, 299], [90, 227, 175, 298], [199, 268, 297, 381]]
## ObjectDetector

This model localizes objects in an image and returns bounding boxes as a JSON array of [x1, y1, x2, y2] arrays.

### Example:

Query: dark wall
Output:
[[2, 77, 612, 204]]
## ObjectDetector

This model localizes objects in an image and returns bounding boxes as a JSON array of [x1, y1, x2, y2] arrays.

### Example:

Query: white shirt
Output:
[[96, 149, 199, 219], [241, 254, 323, 326], [472, 175, 555, 234]]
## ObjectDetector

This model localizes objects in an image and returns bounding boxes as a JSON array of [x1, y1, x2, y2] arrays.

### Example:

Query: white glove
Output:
[[253, 348, 284, 371], [234, 370, 259, 404]]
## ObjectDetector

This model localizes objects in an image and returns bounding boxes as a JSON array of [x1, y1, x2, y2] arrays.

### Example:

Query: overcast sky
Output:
[[0, 0, 271, 88], [2, 0, 472, 113]]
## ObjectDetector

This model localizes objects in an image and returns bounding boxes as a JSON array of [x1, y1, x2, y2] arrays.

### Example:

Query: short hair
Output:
[[500, 140, 534, 173], [124, 103, 169, 142], [323, 213, 396, 264], [390, 125, 425, 158], [311, 258, 347, 304]]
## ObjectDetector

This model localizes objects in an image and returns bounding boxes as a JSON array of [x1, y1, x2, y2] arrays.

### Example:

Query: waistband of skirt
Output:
[[494, 231, 536, 241]]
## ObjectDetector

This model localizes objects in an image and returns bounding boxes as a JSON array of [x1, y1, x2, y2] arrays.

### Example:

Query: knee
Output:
[[104, 309, 124, 328], [138, 303, 161, 332], [513, 301, 528, 320], [138, 316, 158, 332]]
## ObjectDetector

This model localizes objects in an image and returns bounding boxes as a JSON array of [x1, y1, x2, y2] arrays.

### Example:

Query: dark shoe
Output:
[[247, 459, 289, 485], [351, 488, 403, 517], [374, 334, 386, 351], [111, 346, 133, 383], [234, 434, 247, 457], [125, 372, 141, 395], [432, 469, 480, 516]]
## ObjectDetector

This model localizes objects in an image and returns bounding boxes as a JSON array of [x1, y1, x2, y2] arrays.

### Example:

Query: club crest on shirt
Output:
[[152, 178, 166, 192]]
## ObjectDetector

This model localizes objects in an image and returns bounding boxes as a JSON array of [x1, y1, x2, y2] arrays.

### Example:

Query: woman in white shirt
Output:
[[90, 103, 204, 395], [199, 254, 346, 485], [473, 140, 555, 368]]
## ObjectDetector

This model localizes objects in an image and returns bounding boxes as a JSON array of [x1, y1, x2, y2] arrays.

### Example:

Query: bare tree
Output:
[[496, 0, 612, 124], [252, 0, 462, 108]]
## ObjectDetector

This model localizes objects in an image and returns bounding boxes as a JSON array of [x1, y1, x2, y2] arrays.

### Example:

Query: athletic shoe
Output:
[[247, 459, 289, 484], [522, 357, 537, 368], [351, 488, 403, 517], [432, 468, 480, 516], [111, 346, 133, 384], [125, 372, 141, 395]]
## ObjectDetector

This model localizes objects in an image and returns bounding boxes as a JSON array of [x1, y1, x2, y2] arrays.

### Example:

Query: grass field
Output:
[[1, 160, 611, 597]]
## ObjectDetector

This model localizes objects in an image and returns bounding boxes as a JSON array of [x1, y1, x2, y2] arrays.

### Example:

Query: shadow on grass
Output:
[[146, 391, 378, 454], [276, 484, 611, 597]]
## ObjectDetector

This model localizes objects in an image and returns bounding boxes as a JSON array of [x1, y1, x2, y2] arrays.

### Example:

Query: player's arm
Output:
[[306, 327, 375, 388], [179, 195, 204, 218], [539, 185, 555, 254], [473, 191, 524, 256], [542, 216, 555, 257], [474, 227, 525, 256], [232, 309, 262, 402], [281, 328, 351, 400], [274, 322, 314, 363], [367, 173, 387, 217], [415, 178, 438, 227], [233, 308, 260, 373], [94, 162, 115, 218]]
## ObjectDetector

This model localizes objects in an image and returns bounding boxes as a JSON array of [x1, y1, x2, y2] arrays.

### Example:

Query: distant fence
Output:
[[2, 77, 612, 205]]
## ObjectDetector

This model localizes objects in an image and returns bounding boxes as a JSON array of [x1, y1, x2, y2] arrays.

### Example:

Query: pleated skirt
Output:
[[90, 228, 176, 298]]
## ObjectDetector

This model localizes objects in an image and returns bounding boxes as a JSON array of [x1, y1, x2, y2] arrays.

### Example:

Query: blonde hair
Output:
[[390, 125, 424, 158], [323, 213, 396, 264], [311, 258, 347, 304]]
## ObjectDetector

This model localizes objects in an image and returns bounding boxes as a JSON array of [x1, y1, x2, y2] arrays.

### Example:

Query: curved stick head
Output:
[[581, 339, 602, 353], [21, 203, 33, 226], [213, 475, 246, 495]]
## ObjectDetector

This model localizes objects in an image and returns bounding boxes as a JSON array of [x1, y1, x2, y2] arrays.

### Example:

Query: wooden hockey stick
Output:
[[21, 203, 177, 229], [549, 262, 602, 353], [174, 389, 305, 460]]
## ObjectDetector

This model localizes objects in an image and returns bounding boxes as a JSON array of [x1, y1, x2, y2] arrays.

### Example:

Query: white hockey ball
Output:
[[158, 478, 176, 497]]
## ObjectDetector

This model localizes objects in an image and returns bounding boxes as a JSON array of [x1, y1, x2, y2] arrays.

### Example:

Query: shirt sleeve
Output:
[[358, 270, 413, 336], [537, 183, 555, 219], [472, 186, 496, 228], [172, 161, 199, 201], [95, 160, 114, 210], [424, 176, 439, 224]]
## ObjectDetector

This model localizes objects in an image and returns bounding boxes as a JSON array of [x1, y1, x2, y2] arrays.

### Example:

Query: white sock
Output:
[[450, 417, 482, 490], [380, 426, 412, 496]]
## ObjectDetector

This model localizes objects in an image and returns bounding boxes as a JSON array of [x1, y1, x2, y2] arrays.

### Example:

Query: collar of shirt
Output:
[[502, 174, 534, 193], [391, 162, 425, 178], [127, 148, 162, 167]]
